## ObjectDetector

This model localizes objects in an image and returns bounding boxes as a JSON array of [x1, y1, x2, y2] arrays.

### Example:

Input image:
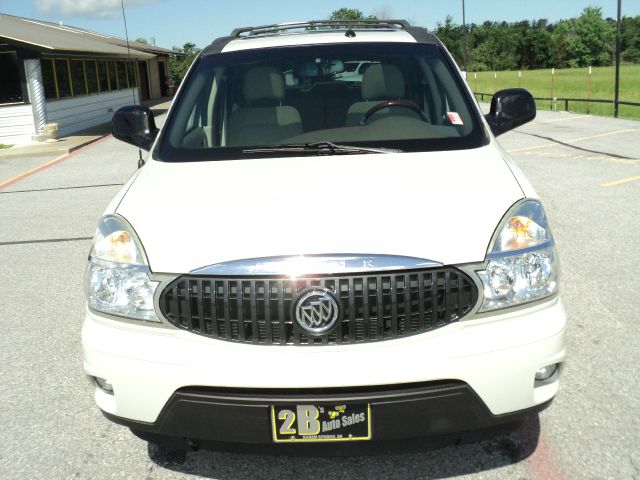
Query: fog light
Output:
[[535, 364, 558, 381], [94, 376, 114, 394]]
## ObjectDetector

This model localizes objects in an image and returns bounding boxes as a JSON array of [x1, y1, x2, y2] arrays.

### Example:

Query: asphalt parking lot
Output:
[[0, 107, 639, 479]]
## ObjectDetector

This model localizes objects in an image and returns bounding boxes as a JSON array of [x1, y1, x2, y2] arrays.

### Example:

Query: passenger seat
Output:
[[227, 66, 303, 146]]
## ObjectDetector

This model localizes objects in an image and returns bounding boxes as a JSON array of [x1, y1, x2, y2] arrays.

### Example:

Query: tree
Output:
[[135, 37, 148, 44], [435, 16, 464, 65], [320, 8, 640, 70], [516, 22, 553, 69], [171, 42, 201, 86], [621, 16, 640, 63], [329, 8, 365, 21], [553, 7, 615, 67], [469, 22, 519, 71]]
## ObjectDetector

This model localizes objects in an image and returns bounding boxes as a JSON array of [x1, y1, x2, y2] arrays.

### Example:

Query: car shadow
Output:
[[147, 415, 541, 479]]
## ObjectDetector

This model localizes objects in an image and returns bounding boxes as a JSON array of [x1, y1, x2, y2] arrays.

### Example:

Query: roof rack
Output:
[[230, 19, 411, 38]]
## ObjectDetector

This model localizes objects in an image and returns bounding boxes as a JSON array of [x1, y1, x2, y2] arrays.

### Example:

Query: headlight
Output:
[[85, 215, 160, 322], [478, 200, 559, 312]]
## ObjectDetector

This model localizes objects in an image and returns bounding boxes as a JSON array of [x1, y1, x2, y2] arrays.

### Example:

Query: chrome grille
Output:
[[159, 268, 478, 345]]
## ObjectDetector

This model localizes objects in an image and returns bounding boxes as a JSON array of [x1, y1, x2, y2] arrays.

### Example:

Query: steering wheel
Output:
[[360, 99, 428, 125]]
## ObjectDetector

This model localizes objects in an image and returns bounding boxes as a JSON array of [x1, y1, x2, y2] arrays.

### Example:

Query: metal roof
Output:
[[40, 21, 177, 55], [0, 14, 173, 59]]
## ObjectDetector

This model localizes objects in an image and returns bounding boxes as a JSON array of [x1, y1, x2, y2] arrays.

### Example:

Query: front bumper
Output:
[[82, 296, 566, 442], [105, 381, 552, 446]]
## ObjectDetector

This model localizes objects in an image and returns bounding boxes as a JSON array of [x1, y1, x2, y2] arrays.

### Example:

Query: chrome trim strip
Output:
[[190, 254, 443, 276]]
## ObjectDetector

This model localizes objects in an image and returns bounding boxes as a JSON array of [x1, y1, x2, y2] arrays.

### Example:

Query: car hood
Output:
[[116, 146, 524, 273]]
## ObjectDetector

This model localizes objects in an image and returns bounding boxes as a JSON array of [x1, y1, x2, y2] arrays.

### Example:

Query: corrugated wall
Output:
[[46, 88, 139, 137], [0, 105, 36, 145]]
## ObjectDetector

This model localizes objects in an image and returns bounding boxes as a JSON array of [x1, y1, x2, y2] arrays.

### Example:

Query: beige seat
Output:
[[345, 64, 420, 126], [227, 66, 303, 146]]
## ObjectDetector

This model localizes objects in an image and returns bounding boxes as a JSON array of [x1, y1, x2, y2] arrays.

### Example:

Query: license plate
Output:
[[271, 403, 371, 443]]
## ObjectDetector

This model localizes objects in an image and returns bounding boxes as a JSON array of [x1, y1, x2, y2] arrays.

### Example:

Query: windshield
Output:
[[158, 42, 486, 161]]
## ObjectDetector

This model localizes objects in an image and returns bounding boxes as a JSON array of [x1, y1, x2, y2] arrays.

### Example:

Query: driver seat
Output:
[[345, 64, 420, 126]]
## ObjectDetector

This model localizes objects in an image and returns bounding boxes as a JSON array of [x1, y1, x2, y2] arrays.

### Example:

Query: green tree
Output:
[[552, 7, 615, 67], [321, 7, 640, 71], [621, 16, 640, 63], [171, 42, 201, 86], [516, 21, 553, 69], [469, 22, 519, 71], [135, 37, 148, 44], [329, 8, 365, 20], [435, 15, 464, 65]]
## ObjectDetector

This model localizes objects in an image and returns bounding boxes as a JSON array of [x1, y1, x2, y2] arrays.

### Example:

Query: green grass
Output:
[[468, 65, 640, 120], [0, 144, 14, 149]]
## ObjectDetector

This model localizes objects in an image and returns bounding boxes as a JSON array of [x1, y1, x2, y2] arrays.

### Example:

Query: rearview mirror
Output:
[[112, 105, 159, 151], [485, 88, 536, 137]]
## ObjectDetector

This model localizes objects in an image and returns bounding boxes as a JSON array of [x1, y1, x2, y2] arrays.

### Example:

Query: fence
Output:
[[475, 92, 640, 115], [469, 66, 640, 118]]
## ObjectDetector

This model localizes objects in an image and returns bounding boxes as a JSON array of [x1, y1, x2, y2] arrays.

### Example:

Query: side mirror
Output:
[[485, 88, 536, 137], [112, 105, 159, 150]]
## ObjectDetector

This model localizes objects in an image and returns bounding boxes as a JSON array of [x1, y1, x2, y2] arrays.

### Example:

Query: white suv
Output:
[[84, 20, 566, 449]]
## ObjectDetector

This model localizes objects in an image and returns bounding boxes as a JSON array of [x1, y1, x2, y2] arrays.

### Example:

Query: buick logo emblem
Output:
[[294, 289, 339, 335]]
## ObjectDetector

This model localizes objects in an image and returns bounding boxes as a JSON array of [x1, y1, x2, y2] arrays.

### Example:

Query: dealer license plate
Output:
[[271, 403, 371, 443]]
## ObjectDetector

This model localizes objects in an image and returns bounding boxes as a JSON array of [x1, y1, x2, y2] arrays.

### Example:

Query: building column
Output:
[[24, 59, 46, 134]]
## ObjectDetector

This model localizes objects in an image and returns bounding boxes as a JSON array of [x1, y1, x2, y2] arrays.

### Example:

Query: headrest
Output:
[[361, 64, 405, 100], [243, 66, 285, 103]]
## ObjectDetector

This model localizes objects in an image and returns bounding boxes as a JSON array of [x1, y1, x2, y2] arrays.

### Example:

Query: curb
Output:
[[0, 99, 170, 161], [0, 133, 110, 160]]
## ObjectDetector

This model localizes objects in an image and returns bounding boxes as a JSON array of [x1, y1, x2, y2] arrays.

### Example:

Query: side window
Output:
[[422, 57, 474, 133], [0, 52, 24, 104], [419, 60, 448, 125], [186, 76, 218, 131], [185, 101, 198, 131], [357, 62, 372, 75], [182, 74, 219, 148], [54, 59, 72, 98], [116, 61, 128, 89], [70, 59, 87, 96], [86, 60, 99, 94], [108, 61, 118, 90], [344, 62, 358, 72], [97, 61, 110, 92], [41, 59, 58, 99]]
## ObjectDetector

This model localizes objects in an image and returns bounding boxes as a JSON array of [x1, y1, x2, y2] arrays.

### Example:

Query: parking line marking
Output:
[[0, 236, 93, 246], [521, 150, 639, 165], [0, 183, 124, 194], [507, 128, 640, 153], [602, 175, 640, 187], [529, 116, 587, 125], [0, 154, 70, 190]]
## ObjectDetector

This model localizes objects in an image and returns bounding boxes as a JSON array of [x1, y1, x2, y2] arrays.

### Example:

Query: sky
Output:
[[1, 0, 639, 50]]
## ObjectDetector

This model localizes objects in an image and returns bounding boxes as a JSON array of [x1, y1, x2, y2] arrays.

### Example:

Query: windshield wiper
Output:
[[242, 141, 402, 155]]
